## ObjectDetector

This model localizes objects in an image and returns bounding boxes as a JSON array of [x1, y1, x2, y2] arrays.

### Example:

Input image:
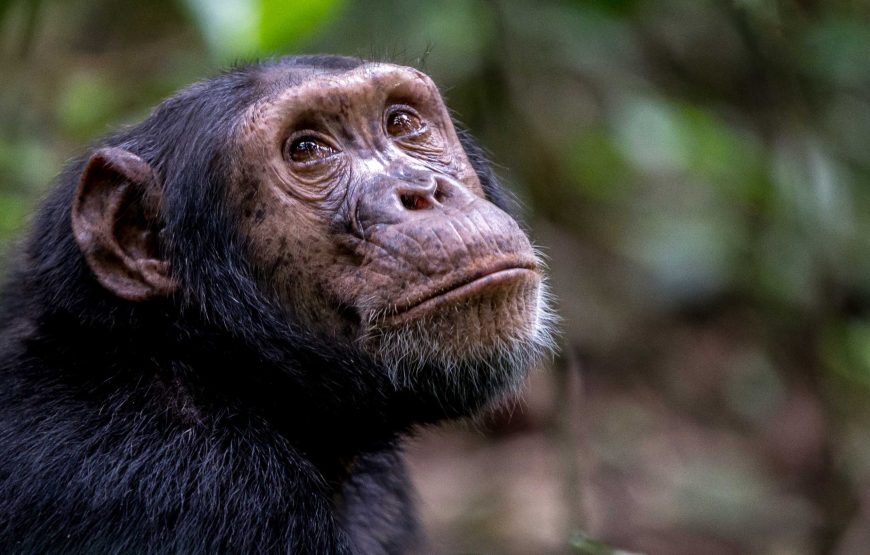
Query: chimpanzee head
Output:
[[65, 55, 554, 422]]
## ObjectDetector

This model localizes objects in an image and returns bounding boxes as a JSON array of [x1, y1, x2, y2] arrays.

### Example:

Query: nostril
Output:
[[400, 192, 432, 211], [433, 186, 447, 203]]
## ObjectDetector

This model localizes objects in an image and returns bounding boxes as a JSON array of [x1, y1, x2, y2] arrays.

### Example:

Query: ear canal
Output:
[[72, 147, 177, 301]]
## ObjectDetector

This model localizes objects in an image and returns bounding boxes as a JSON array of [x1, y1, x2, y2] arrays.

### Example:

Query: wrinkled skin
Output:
[[231, 63, 548, 377]]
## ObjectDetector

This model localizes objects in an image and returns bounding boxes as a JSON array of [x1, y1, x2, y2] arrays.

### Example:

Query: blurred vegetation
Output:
[[3, 0, 870, 553]]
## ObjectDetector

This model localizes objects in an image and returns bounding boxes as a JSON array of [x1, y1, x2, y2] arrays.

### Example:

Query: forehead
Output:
[[255, 62, 440, 112]]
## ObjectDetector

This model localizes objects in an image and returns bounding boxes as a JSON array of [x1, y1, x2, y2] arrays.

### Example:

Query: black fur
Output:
[[0, 56, 514, 554]]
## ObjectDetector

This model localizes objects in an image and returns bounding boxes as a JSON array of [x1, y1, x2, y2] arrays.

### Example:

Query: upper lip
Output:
[[387, 258, 539, 317]]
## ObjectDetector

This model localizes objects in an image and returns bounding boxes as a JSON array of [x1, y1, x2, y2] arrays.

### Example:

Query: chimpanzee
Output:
[[0, 55, 554, 554]]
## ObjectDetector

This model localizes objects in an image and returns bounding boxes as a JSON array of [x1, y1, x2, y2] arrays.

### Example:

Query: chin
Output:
[[361, 269, 556, 412]]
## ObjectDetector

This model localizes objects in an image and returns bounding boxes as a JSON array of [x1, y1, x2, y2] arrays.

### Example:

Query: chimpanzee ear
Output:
[[72, 147, 177, 301]]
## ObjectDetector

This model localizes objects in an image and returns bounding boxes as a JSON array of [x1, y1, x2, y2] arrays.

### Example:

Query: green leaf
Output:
[[257, 0, 345, 52], [181, 0, 258, 61], [182, 0, 345, 60]]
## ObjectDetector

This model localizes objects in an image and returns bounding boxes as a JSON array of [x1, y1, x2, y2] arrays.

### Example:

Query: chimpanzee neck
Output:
[[3, 300, 418, 463]]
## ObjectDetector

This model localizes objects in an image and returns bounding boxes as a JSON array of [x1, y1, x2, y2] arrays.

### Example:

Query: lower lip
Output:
[[387, 268, 539, 322]]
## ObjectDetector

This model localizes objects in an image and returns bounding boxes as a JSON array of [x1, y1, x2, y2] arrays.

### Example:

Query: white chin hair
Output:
[[361, 278, 558, 404]]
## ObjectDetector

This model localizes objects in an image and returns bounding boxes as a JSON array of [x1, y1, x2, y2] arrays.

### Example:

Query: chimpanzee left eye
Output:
[[286, 136, 337, 164], [386, 109, 426, 138]]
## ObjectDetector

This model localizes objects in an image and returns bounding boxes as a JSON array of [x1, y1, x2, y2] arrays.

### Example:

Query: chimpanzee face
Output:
[[71, 59, 553, 397], [231, 63, 550, 379]]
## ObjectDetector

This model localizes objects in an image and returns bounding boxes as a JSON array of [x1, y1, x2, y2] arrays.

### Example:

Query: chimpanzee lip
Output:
[[385, 259, 540, 322]]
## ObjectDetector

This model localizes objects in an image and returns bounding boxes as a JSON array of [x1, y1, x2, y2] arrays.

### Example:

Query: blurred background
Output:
[[2, 0, 870, 553]]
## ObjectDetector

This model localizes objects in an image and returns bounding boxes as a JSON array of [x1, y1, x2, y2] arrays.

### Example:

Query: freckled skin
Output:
[[233, 63, 541, 350]]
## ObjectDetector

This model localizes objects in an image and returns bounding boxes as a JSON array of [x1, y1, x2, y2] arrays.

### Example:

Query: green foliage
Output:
[[57, 72, 124, 139], [824, 320, 870, 388], [258, 0, 344, 53], [803, 18, 870, 87], [567, 128, 633, 201], [182, 0, 344, 61]]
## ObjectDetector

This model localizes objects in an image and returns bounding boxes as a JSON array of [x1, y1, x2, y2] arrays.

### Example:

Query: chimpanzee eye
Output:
[[386, 109, 426, 138], [286, 136, 337, 164]]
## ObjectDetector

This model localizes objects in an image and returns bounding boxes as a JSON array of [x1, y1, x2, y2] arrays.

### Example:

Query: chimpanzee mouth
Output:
[[384, 260, 540, 323]]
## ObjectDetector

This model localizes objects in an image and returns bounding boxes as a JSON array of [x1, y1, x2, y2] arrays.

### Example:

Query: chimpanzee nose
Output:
[[398, 178, 443, 211], [356, 173, 477, 231], [396, 175, 473, 213]]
